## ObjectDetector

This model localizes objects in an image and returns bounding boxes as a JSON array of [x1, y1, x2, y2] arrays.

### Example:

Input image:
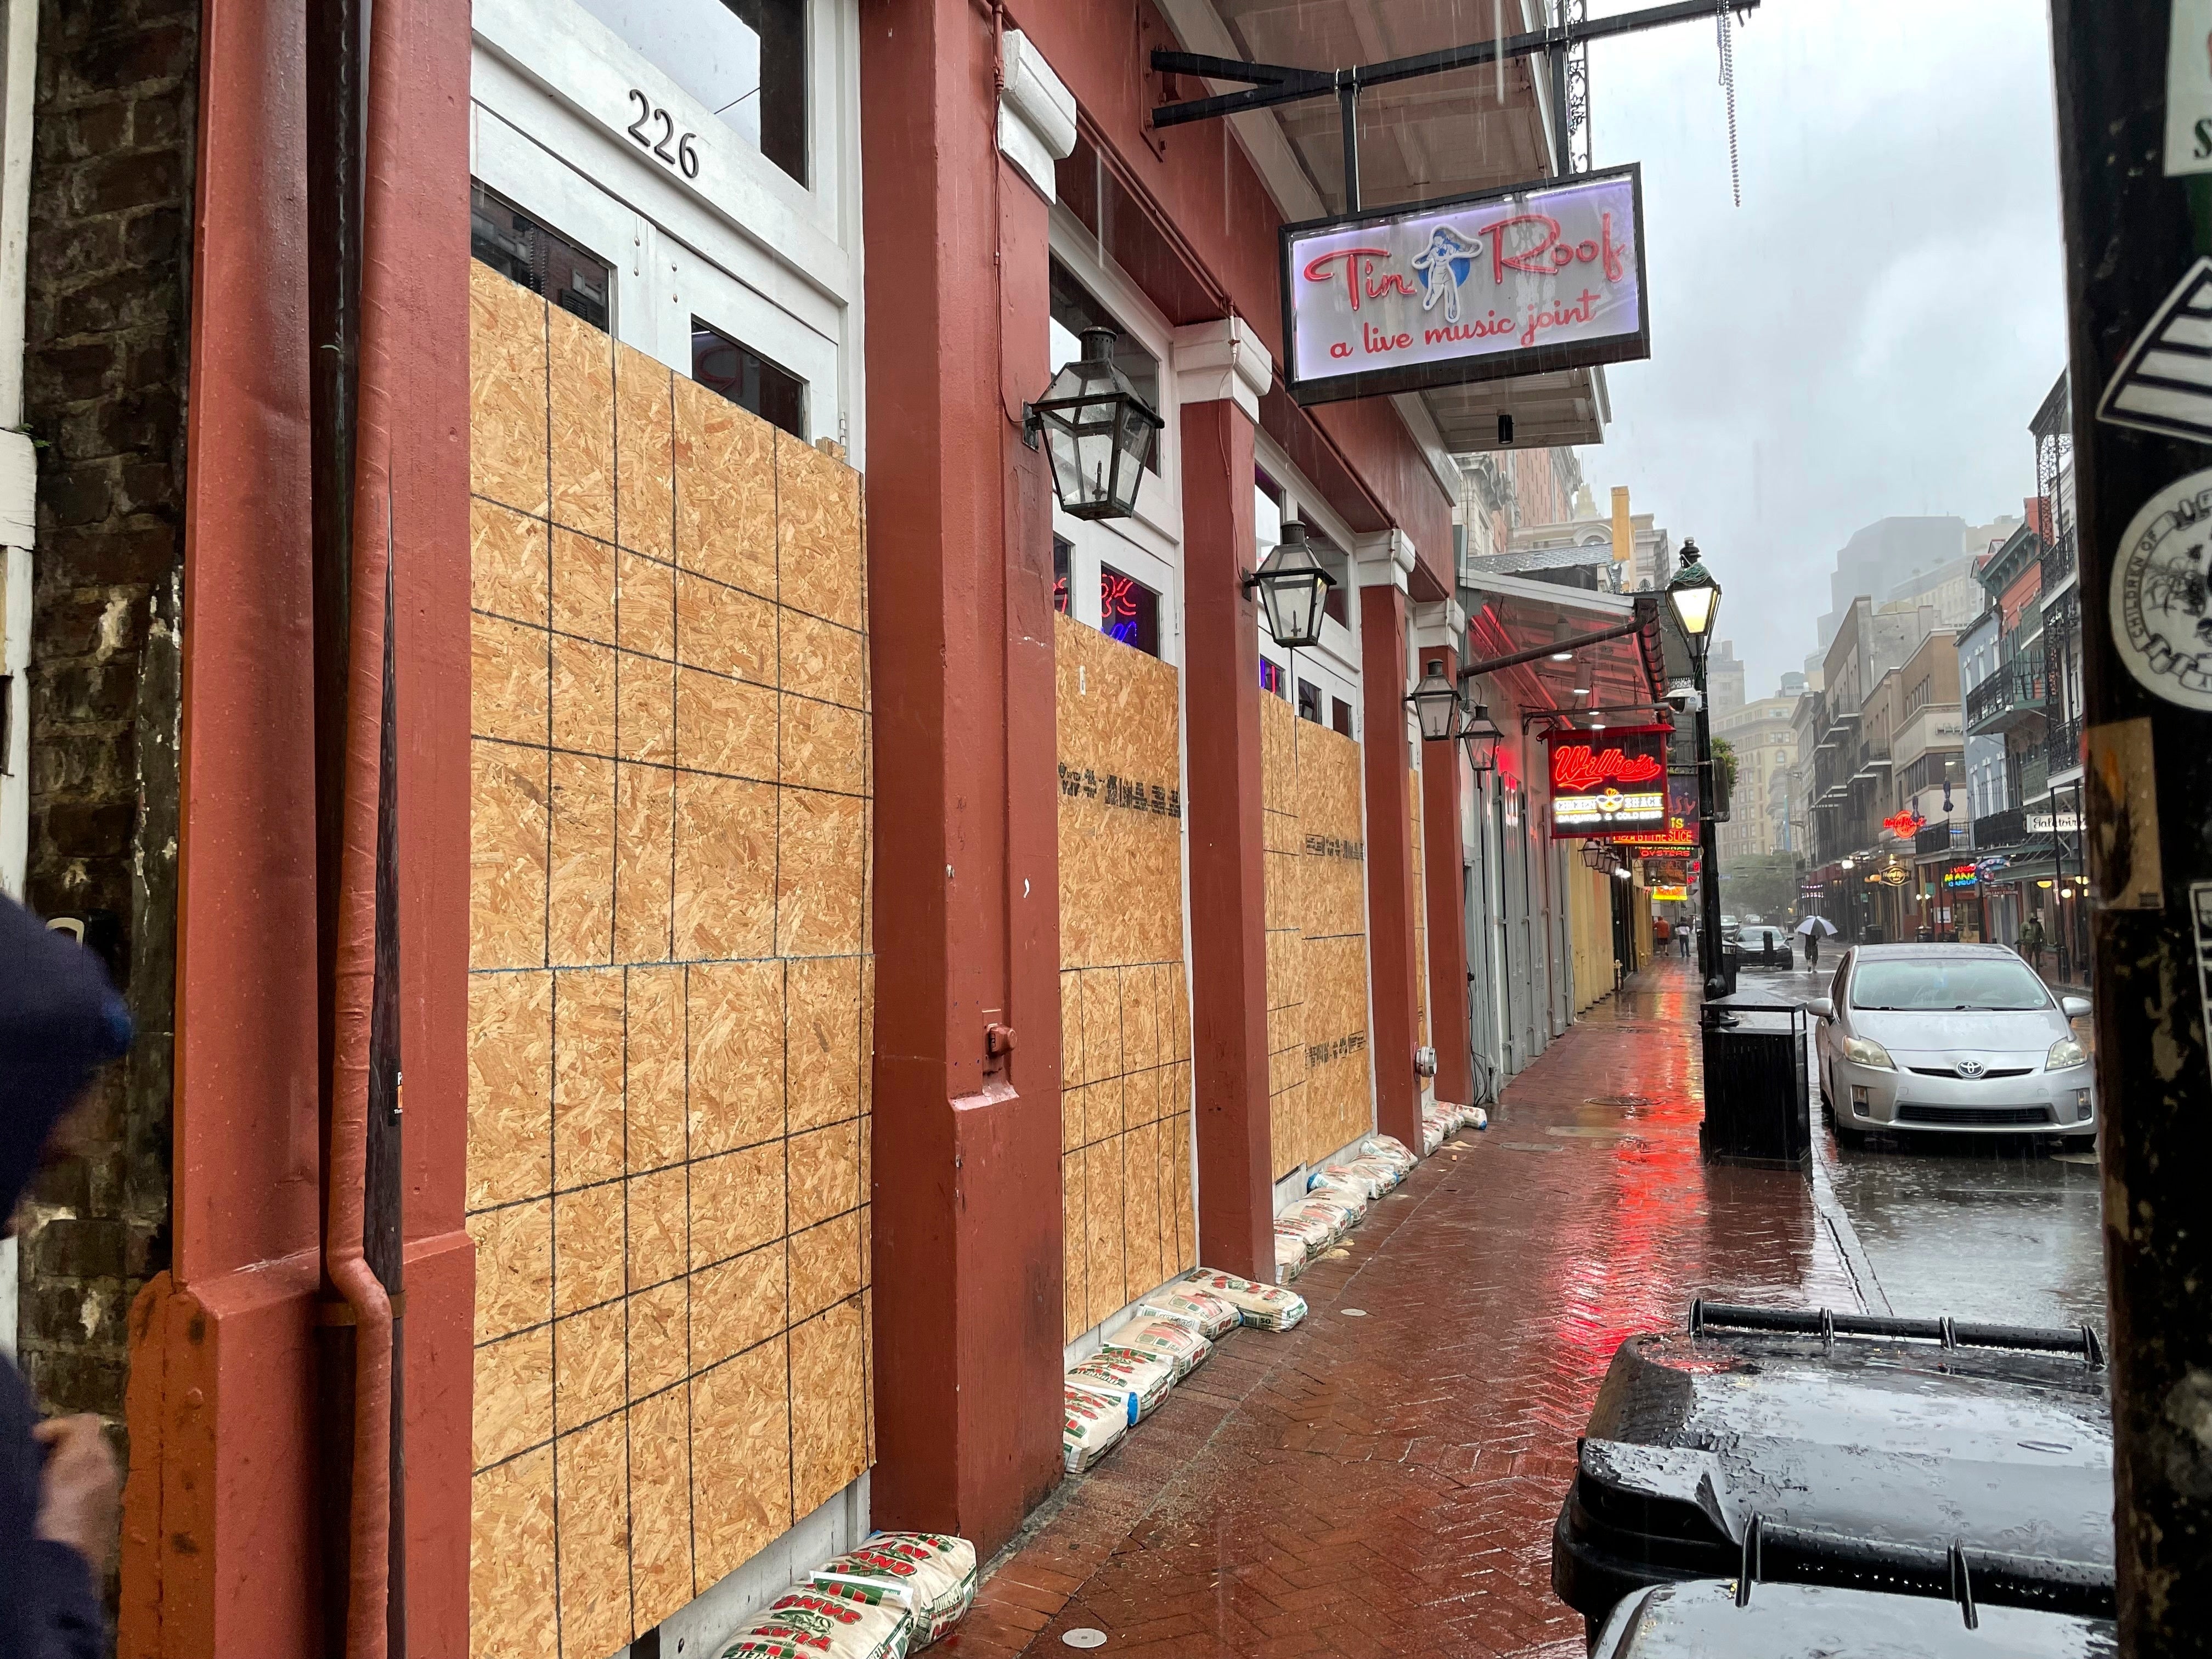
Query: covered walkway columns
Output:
[[1176, 318, 1278, 1283], [1413, 602, 1474, 1109], [859, 0, 1068, 1557], [1357, 533, 1424, 1150]]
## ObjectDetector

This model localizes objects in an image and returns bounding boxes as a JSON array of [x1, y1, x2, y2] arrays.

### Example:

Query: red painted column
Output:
[[117, 2, 474, 1651], [1357, 566, 1424, 1152], [860, 0, 1065, 1558], [1180, 391, 1276, 1282], [1415, 630, 1474, 1108]]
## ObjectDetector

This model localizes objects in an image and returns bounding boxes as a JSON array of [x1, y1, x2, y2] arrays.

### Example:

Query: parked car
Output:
[[1588, 1578, 2116, 1658], [1551, 1301, 2113, 1641], [1807, 944, 2094, 1143]]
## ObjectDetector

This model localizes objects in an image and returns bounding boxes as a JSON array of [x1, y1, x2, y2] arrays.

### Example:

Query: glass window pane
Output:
[[691, 318, 806, 438], [571, 0, 808, 185], [1297, 679, 1323, 724], [1099, 563, 1160, 657], [1053, 535, 1073, 617], [1331, 697, 1354, 738], [1260, 658, 1288, 699], [471, 181, 612, 332]]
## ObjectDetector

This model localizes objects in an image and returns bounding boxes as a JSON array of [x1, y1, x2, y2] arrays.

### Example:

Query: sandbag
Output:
[[1273, 1207, 1334, 1258], [1183, 1267, 1308, 1330], [1359, 1134, 1417, 1173], [1136, 1286, 1239, 1340], [718, 1583, 912, 1659], [1419, 1119, 1445, 1156], [1063, 1381, 1130, 1473], [1469, 1105, 1489, 1131], [1106, 1318, 1211, 1379], [1272, 1230, 1307, 1280], [1347, 1155, 1401, 1192], [1310, 1161, 1383, 1201], [810, 1534, 978, 1649], [1299, 1188, 1365, 1230], [1067, 1349, 1173, 1420]]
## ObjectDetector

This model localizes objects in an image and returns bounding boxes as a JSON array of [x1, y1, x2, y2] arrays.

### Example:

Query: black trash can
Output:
[[1699, 999, 1809, 1165]]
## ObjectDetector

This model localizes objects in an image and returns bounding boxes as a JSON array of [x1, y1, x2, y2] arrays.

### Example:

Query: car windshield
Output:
[[1849, 957, 2052, 1012]]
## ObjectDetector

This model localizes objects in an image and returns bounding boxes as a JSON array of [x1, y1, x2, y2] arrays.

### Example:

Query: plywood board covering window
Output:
[[1260, 697, 1375, 1177], [1054, 614, 1195, 1343], [465, 261, 873, 1659]]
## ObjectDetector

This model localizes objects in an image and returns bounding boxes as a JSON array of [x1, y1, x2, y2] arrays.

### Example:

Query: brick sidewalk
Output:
[[947, 957, 1864, 1659]]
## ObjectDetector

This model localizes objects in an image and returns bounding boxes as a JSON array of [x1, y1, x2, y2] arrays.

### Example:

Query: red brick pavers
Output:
[[947, 958, 1864, 1659]]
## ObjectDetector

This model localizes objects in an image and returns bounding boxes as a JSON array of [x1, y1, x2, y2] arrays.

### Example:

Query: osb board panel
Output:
[[1257, 706, 1374, 1177], [466, 260, 873, 1659], [1054, 613, 1194, 1341]]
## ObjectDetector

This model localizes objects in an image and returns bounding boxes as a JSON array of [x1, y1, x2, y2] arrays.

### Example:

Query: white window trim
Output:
[[470, 0, 866, 458]]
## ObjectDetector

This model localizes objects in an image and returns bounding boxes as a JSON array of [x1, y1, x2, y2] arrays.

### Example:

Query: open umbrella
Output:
[[1796, 915, 1838, 937]]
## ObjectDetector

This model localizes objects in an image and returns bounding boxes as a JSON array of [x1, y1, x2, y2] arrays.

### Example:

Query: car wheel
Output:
[[1832, 1118, 1867, 1149]]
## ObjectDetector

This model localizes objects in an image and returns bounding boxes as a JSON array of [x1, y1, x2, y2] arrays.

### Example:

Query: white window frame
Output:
[[470, 0, 865, 456]]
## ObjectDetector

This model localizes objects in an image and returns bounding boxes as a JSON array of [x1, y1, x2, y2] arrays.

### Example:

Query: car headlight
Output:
[[1842, 1035, 1895, 1070], [2046, 1038, 2089, 1071]]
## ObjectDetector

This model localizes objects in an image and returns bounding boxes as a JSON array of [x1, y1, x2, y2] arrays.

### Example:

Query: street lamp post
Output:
[[1667, 541, 1726, 999]]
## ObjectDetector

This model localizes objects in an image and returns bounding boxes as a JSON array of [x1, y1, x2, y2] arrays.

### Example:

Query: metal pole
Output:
[[1339, 82, 1361, 213], [2049, 6, 2212, 1649], [1695, 662, 1725, 998]]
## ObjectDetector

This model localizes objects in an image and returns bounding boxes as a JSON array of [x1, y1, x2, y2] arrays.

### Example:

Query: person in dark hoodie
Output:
[[0, 896, 132, 1656]]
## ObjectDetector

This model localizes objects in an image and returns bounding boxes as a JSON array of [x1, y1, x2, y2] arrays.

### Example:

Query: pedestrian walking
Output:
[[0, 897, 131, 1657], [1677, 922, 1692, 959], [2018, 912, 2047, 974]]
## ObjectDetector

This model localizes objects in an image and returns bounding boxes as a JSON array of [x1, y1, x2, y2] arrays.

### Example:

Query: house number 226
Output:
[[625, 89, 701, 178]]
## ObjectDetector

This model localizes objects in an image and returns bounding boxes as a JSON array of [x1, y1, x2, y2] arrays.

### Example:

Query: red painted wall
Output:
[[1016, 1, 1455, 595]]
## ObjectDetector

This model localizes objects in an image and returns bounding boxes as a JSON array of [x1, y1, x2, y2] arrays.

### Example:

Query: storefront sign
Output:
[[1882, 809, 1927, 839], [1280, 165, 1649, 404], [1942, 865, 1979, 889], [1609, 816, 1696, 853], [1652, 885, 1689, 902], [1546, 726, 1669, 839]]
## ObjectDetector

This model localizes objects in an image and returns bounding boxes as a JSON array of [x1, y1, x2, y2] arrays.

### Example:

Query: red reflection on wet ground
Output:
[[949, 959, 1861, 1659]]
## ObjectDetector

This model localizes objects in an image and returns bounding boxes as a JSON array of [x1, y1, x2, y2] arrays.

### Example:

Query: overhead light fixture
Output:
[[1461, 703, 1502, 774], [1406, 658, 1464, 743], [1243, 521, 1336, 650], [1498, 411, 1515, 446], [1550, 619, 1576, 662], [1024, 326, 1164, 521], [1573, 657, 1594, 699]]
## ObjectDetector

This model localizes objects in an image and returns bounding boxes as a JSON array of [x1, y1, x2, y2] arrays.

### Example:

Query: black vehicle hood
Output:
[[1584, 1331, 2112, 1567]]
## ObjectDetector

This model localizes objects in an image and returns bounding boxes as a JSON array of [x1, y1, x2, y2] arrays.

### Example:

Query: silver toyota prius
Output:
[[1807, 943, 2094, 1143]]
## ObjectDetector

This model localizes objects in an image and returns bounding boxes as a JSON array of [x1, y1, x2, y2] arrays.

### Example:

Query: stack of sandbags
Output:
[[1359, 1133, 1417, 1176], [1272, 1203, 1336, 1267], [1137, 1285, 1240, 1339], [1063, 1379, 1131, 1472], [1067, 1347, 1172, 1422], [716, 1582, 913, 1658], [1107, 1316, 1211, 1379], [805, 1534, 979, 1651], [1419, 1109, 1451, 1155], [1182, 1268, 1308, 1330], [1469, 1105, 1489, 1131], [1272, 1228, 1308, 1281]]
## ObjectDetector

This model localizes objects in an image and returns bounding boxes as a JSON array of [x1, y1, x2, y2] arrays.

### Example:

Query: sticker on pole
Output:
[[2169, 0, 2212, 176], [2192, 882, 2212, 1090], [2096, 259, 2212, 444], [2109, 467, 2212, 709]]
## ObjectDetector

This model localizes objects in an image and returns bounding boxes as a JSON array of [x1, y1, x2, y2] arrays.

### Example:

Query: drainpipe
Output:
[[323, 0, 403, 1648]]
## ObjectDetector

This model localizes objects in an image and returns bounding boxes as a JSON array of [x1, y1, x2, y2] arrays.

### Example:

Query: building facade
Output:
[[1, 3, 1677, 1655]]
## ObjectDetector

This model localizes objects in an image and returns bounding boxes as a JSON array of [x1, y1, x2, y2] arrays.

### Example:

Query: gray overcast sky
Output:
[[1578, 0, 2069, 697]]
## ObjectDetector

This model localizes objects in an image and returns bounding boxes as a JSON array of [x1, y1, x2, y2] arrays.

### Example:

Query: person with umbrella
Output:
[[1796, 913, 1838, 969]]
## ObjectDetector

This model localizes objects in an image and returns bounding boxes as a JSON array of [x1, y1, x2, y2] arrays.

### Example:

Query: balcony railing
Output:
[[2040, 527, 2076, 593], [2046, 714, 2084, 776], [1915, 821, 1961, 856], [1964, 647, 2048, 735], [1973, 806, 2027, 849]]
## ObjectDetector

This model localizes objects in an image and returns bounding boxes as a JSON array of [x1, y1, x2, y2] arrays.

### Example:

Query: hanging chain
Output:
[[1716, 6, 1742, 207]]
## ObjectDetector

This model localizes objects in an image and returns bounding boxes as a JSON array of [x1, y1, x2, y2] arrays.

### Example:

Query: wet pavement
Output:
[[1739, 962, 2109, 1333], [949, 959, 1861, 1659]]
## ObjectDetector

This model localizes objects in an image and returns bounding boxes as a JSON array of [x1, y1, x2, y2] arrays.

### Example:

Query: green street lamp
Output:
[[1668, 541, 1729, 999]]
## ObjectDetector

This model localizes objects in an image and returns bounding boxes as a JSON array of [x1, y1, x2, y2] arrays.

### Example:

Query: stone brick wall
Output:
[[15, 0, 195, 1423]]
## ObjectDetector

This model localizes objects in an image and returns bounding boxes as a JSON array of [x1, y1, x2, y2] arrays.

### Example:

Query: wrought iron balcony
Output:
[[1915, 821, 1962, 856], [2046, 713, 2084, 777], [1973, 805, 2027, 849], [1963, 647, 2049, 736], [2039, 527, 2076, 594]]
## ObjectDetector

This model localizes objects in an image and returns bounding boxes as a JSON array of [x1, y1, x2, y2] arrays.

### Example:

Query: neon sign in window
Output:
[[1260, 658, 1288, 698], [1099, 563, 1160, 657], [1052, 536, 1072, 617]]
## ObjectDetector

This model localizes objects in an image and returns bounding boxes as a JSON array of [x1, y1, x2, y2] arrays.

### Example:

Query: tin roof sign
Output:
[[1280, 164, 1650, 405]]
